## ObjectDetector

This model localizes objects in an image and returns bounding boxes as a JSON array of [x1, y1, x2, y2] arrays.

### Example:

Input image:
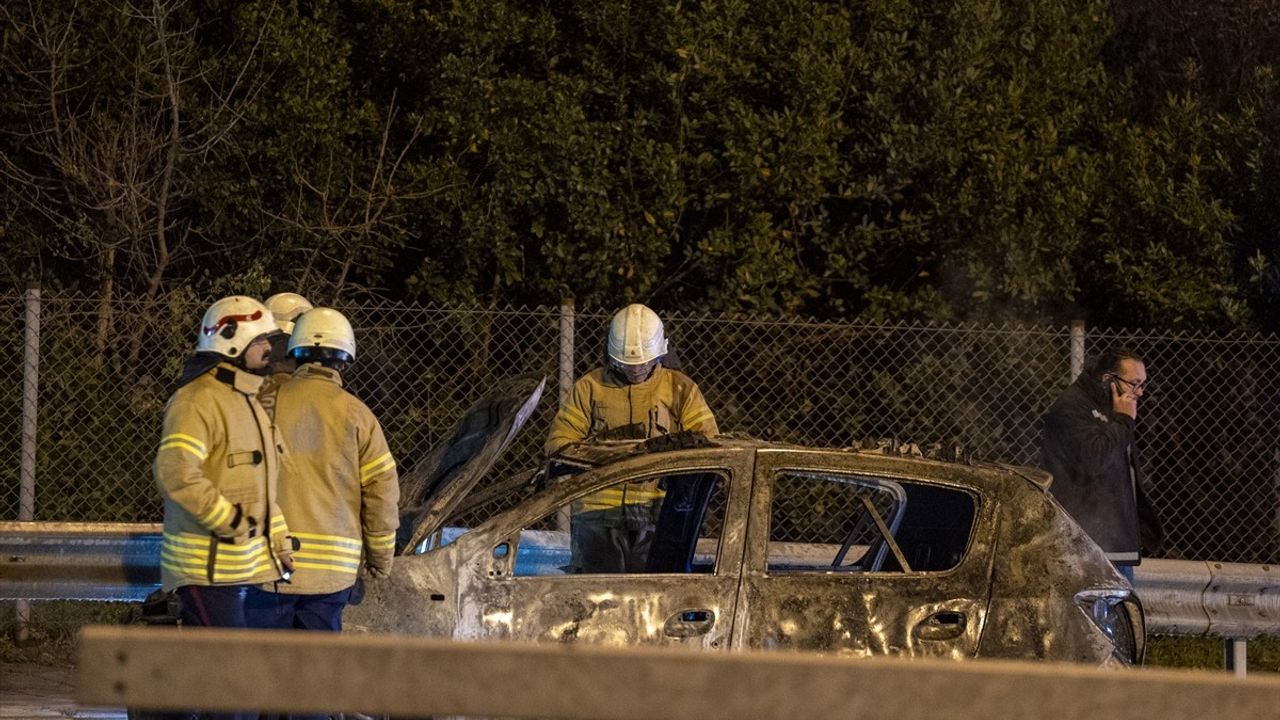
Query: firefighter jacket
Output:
[[154, 362, 293, 591], [546, 365, 718, 511], [256, 370, 292, 422], [257, 344, 299, 422], [265, 364, 399, 594], [1041, 374, 1165, 565]]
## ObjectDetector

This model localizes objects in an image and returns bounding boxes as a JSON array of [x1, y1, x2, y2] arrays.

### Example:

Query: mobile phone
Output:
[[1103, 374, 1122, 395]]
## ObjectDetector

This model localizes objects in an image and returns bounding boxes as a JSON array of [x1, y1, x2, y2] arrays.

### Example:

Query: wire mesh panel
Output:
[[1089, 330, 1280, 563], [8, 292, 199, 522], [666, 315, 1073, 465], [2, 292, 1278, 564], [0, 293, 26, 520], [343, 303, 562, 527]]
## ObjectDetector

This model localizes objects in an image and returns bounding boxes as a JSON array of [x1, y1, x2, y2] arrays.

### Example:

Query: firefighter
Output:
[[245, 307, 399, 641], [546, 303, 718, 572], [259, 292, 314, 420], [153, 295, 296, 642], [264, 292, 314, 370]]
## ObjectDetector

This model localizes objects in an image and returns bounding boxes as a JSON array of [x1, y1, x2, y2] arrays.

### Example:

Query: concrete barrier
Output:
[[77, 625, 1280, 719]]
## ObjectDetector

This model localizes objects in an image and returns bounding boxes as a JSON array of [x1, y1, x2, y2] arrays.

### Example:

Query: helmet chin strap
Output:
[[221, 339, 272, 376]]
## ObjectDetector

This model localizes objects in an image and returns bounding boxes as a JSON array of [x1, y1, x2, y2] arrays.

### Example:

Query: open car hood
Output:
[[397, 375, 545, 554]]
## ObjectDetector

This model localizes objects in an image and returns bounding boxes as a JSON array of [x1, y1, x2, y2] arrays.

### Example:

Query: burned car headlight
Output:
[[1075, 590, 1145, 665]]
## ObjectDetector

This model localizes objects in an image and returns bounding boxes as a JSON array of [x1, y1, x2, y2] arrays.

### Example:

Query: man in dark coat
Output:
[[1041, 347, 1165, 581]]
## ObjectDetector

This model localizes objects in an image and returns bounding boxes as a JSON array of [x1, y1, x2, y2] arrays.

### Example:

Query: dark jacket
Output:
[[1040, 375, 1164, 565]]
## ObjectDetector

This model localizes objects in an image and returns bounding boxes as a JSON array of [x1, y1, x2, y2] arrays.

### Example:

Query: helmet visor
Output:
[[611, 358, 658, 384]]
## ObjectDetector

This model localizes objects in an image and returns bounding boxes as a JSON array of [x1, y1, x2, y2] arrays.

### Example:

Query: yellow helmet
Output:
[[265, 292, 314, 334], [195, 296, 277, 357]]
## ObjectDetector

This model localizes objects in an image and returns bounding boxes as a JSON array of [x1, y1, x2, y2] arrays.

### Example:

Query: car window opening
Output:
[[767, 471, 976, 574], [509, 470, 730, 577]]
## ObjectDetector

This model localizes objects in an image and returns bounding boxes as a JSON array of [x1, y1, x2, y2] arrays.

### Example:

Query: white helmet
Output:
[[288, 307, 356, 361], [265, 292, 314, 334], [607, 303, 668, 366], [196, 296, 277, 357]]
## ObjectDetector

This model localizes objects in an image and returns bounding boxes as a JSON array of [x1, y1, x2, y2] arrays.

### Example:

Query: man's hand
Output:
[[364, 561, 392, 580], [276, 535, 300, 576], [1111, 380, 1138, 419]]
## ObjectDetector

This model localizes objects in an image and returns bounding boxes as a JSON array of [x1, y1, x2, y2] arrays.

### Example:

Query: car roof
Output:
[[552, 434, 1054, 492]]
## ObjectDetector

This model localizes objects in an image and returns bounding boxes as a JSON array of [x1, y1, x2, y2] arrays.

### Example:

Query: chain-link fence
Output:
[[2, 292, 1278, 563]]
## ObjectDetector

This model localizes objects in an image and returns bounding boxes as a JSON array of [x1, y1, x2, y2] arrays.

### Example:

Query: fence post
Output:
[[1225, 639, 1248, 677], [16, 288, 40, 643], [558, 298, 575, 408], [1069, 320, 1085, 382], [556, 298, 575, 531]]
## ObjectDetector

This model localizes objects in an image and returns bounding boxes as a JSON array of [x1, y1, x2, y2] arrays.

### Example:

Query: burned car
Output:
[[344, 377, 1144, 665]]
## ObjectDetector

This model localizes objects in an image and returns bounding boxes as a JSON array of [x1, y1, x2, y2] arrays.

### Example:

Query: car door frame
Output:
[[731, 448, 1000, 658], [452, 445, 756, 650]]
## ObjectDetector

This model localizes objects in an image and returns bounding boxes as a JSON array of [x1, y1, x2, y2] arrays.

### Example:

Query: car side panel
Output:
[[980, 483, 1132, 663], [342, 545, 460, 637], [452, 449, 754, 649], [734, 449, 998, 659]]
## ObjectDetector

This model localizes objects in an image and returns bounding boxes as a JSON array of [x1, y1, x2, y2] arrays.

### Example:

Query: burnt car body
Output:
[[344, 377, 1143, 665]]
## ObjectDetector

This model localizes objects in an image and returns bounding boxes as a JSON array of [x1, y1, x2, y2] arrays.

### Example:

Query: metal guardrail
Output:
[[3, 522, 1277, 638], [1133, 559, 1279, 638], [0, 522, 162, 601]]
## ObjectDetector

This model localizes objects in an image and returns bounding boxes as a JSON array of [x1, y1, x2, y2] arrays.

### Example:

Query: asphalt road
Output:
[[1, 663, 124, 719]]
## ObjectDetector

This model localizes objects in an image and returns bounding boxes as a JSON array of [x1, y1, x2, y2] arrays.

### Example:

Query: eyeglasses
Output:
[[1107, 374, 1150, 393]]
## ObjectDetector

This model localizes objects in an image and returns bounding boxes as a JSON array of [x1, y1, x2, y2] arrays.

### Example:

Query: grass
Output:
[[0, 600, 135, 666], [1146, 635, 1280, 673]]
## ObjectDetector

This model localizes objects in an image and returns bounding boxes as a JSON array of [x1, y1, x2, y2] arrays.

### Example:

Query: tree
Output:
[[0, 0, 277, 365], [2, 0, 1276, 332]]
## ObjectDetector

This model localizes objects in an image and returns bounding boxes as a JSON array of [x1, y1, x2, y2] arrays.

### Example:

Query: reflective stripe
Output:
[[161, 560, 274, 583], [163, 433, 208, 454], [560, 404, 590, 431], [296, 547, 362, 563], [365, 533, 396, 550], [360, 452, 393, 475], [578, 485, 665, 512], [166, 531, 263, 547], [293, 559, 360, 573], [295, 548, 361, 565], [288, 530, 363, 579], [164, 532, 268, 558], [683, 409, 715, 430], [198, 498, 235, 530], [162, 548, 269, 571], [161, 532, 276, 584], [290, 535, 363, 576], [292, 531, 362, 551], [164, 533, 211, 550], [158, 439, 208, 461], [359, 453, 396, 485], [295, 543, 361, 559]]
